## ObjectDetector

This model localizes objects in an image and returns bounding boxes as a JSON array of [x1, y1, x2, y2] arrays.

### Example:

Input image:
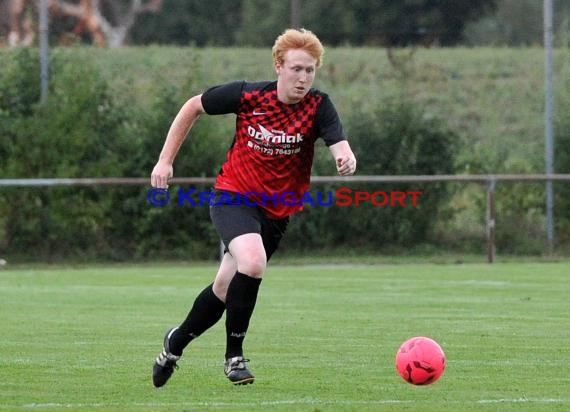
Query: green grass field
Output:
[[1, 262, 569, 411]]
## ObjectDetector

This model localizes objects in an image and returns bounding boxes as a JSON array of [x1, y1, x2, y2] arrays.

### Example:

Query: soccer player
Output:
[[150, 28, 356, 387]]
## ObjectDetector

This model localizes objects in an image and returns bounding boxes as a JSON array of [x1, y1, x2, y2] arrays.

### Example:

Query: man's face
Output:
[[275, 49, 317, 104]]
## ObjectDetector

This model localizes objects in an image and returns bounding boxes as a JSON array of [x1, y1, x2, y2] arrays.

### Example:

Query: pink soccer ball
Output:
[[395, 336, 446, 385]]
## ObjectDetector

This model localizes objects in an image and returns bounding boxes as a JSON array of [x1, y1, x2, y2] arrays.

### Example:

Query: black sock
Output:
[[169, 283, 225, 356], [225, 272, 262, 359]]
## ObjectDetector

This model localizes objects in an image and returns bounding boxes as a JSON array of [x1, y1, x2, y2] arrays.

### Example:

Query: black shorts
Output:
[[209, 190, 289, 260]]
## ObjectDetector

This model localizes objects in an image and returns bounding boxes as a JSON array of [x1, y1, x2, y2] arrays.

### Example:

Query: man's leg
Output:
[[168, 254, 236, 355], [222, 233, 266, 385], [152, 253, 235, 388], [207, 194, 287, 384]]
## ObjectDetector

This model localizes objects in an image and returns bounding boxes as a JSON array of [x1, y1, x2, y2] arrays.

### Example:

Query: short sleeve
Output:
[[201, 81, 245, 115], [316, 94, 346, 146]]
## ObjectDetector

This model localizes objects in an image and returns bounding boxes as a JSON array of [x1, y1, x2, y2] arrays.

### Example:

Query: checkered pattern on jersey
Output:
[[215, 86, 324, 219]]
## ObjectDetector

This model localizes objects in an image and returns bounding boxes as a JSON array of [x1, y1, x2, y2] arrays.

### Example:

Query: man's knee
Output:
[[237, 253, 266, 278], [229, 233, 267, 278]]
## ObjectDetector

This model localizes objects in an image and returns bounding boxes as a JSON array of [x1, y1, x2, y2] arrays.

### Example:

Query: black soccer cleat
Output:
[[152, 328, 181, 388], [224, 356, 255, 385]]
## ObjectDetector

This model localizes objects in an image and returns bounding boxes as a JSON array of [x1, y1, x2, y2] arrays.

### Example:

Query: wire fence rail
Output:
[[2, 174, 570, 186], [2, 174, 570, 263]]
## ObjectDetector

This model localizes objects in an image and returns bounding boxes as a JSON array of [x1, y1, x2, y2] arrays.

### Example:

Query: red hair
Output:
[[272, 28, 324, 68]]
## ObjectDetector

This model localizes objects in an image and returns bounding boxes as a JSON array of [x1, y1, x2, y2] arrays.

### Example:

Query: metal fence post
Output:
[[39, 0, 49, 103], [544, 0, 555, 253], [486, 179, 496, 263]]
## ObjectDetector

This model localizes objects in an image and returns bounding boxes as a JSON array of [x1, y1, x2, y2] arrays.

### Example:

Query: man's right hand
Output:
[[151, 162, 174, 189]]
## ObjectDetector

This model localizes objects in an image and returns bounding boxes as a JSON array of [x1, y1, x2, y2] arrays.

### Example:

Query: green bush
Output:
[[0, 49, 129, 259], [0, 49, 226, 261], [2, 47, 567, 261], [555, 102, 570, 247], [283, 97, 458, 253]]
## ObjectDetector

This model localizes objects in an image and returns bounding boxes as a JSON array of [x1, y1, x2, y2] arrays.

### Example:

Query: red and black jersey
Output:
[[201, 80, 346, 218]]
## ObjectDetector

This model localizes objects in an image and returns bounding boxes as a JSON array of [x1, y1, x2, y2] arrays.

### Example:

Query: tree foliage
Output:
[[131, 0, 240, 46], [233, 0, 498, 47], [0, 49, 461, 261], [464, 0, 570, 46], [3, 0, 164, 48], [2, 0, 502, 48], [6, 0, 570, 48]]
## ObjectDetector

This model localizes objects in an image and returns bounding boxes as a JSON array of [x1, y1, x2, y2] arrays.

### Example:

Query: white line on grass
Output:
[[14, 397, 569, 409], [478, 397, 564, 404], [17, 400, 412, 409]]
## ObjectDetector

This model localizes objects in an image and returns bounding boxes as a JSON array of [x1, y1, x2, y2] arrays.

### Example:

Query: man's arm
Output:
[[150, 94, 205, 188], [329, 140, 357, 176]]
